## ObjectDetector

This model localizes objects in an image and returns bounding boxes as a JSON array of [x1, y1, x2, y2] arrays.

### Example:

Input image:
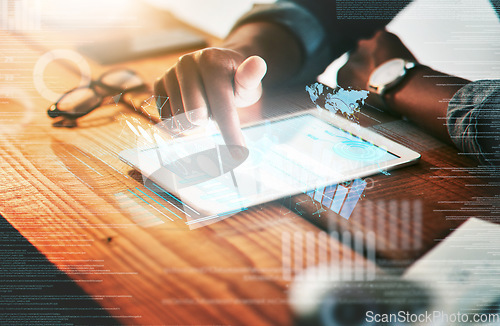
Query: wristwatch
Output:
[[368, 58, 418, 106]]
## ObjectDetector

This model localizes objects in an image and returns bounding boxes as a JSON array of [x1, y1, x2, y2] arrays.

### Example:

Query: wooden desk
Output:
[[0, 5, 497, 325]]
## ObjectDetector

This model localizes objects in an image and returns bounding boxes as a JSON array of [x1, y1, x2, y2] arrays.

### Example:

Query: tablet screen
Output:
[[241, 114, 398, 176], [123, 113, 400, 218]]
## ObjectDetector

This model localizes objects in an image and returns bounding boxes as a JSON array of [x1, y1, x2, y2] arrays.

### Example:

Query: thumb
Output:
[[234, 55, 267, 107]]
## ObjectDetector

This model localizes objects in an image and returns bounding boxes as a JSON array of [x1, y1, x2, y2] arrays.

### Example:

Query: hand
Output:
[[337, 30, 417, 90], [154, 47, 267, 147]]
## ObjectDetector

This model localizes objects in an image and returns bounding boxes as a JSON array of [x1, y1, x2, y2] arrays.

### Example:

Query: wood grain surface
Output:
[[0, 3, 498, 325], [0, 13, 367, 325]]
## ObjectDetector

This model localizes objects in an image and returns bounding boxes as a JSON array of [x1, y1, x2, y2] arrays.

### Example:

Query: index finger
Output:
[[198, 54, 245, 149]]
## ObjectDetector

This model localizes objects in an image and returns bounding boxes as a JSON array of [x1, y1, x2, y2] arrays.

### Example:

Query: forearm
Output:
[[385, 66, 470, 143], [222, 22, 303, 86]]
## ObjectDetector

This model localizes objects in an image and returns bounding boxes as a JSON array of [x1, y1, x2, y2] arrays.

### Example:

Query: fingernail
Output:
[[188, 108, 208, 126], [229, 145, 248, 162]]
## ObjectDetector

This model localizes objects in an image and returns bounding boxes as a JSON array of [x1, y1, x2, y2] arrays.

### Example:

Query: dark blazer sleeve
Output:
[[447, 80, 500, 166], [233, 0, 409, 83]]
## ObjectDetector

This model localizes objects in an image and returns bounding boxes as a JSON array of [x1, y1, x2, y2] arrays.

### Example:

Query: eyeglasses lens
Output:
[[100, 70, 144, 90], [57, 88, 102, 115]]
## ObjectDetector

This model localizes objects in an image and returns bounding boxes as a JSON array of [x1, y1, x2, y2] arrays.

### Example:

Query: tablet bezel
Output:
[[119, 108, 421, 216]]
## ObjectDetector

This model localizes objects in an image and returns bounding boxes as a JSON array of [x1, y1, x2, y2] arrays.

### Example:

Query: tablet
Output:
[[119, 109, 420, 222]]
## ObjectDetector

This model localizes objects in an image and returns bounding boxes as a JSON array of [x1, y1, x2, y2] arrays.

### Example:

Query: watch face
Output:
[[369, 58, 406, 90]]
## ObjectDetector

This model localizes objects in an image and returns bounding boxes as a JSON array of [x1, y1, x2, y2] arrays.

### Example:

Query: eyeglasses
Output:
[[47, 69, 147, 121]]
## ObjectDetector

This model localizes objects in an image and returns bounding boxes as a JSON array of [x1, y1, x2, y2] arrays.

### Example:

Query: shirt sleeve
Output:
[[447, 80, 500, 166], [232, 0, 408, 83]]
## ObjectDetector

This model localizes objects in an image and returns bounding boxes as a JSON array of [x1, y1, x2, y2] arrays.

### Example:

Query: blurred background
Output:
[[1, 0, 498, 81]]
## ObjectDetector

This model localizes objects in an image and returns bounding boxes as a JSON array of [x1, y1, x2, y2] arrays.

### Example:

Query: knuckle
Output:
[[163, 65, 174, 78], [165, 68, 178, 85], [154, 78, 165, 95], [177, 53, 195, 68], [357, 39, 368, 49], [198, 47, 235, 71], [153, 79, 161, 91]]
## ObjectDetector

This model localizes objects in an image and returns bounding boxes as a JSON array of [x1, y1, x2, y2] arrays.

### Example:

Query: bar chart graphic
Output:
[[282, 199, 423, 280], [306, 178, 367, 220], [281, 230, 376, 281]]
